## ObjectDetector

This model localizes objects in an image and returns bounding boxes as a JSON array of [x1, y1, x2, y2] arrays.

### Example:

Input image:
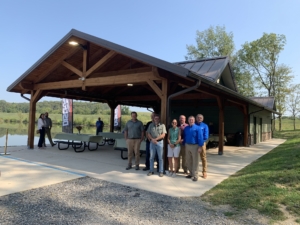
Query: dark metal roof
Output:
[[7, 29, 190, 92], [174, 56, 229, 81], [250, 97, 275, 110]]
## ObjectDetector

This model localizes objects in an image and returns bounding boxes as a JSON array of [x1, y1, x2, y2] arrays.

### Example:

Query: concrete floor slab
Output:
[[0, 138, 285, 197]]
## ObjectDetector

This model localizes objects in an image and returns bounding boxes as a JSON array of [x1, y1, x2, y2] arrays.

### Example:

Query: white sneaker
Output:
[[172, 173, 177, 178]]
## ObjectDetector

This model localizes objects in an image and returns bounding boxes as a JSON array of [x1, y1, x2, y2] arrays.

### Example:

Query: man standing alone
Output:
[[195, 114, 209, 179], [96, 117, 104, 135], [44, 112, 56, 147], [124, 112, 144, 170], [183, 116, 203, 182]]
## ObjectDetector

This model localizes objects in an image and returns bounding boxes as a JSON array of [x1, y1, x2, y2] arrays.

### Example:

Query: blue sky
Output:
[[1, 0, 299, 112]]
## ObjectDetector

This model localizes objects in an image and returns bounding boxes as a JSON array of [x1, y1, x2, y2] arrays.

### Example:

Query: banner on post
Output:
[[114, 105, 121, 131], [62, 99, 73, 133]]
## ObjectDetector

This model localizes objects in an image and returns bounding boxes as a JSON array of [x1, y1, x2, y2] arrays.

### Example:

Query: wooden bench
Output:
[[114, 139, 146, 160]]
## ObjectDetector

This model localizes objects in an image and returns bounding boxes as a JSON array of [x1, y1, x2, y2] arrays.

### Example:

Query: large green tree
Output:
[[185, 25, 255, 97], [231, 54, 256, 97], [238, 33, 293, 130], [186, 25, 235, 59], [286, 84, 300, 130]]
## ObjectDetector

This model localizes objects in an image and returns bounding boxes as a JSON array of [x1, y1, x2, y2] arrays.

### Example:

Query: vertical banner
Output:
[[62, 99, 73, 133], [114, 105, 121, 131]]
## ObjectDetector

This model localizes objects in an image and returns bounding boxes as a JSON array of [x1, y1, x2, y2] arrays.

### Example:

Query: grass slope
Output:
[[202, 130, 300, 223]]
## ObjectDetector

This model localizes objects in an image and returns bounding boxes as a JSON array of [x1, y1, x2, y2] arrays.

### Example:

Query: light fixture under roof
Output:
[[69, 41, 79, 45], [127, 84, 133, 86]]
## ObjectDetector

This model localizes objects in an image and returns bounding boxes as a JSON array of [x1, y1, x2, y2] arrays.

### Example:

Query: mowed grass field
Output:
[[202, 120, 300, 224]]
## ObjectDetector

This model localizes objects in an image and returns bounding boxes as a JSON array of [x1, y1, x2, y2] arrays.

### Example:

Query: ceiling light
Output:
[[127, 84, 133, 86], [69, 41, 79, 46]]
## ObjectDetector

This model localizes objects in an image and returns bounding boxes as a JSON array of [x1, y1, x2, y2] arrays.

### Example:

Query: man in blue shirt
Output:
[[195, 114, 209, 179], [96, 117, 104, 135], [183, 116, 204, 182]]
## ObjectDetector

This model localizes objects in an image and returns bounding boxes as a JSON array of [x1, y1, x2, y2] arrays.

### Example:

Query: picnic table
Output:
[[97, 132, 124, 146], [207, 135, 227, 148], [54, 133, 103, 153], [114, 139, 146, 160]]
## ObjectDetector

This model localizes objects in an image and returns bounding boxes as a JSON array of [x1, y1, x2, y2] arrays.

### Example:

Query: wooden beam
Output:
[[160, 79, 168, 125], [107, 101, 117, 132], [147, 80, 162, 97], [31, 89, 42, 103], [116, 95, 160, 101], [86, 51, 117, 77], [61, 61, 83, 77], [82, 49, 87, 77], [152, 67, 163, 79], [217, 96, 225, 155], [19, 82, 33, 90], [92, 67, 152, 77], [28, 89, 43, 149], [35, 47, 81, 83], [34, 72, 156, 90]]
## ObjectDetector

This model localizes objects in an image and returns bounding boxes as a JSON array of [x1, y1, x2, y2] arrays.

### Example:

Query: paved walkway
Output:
[[0, 138, 285, 197]]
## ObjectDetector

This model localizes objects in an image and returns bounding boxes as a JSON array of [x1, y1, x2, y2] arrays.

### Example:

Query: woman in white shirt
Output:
[[37, 114, 45, 149]]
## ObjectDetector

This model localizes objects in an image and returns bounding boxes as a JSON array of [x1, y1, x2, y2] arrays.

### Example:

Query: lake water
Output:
[[0, 123, 110, 147]]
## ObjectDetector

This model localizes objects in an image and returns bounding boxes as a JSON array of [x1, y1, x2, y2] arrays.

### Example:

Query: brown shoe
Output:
[[203, 172, 207, 179]]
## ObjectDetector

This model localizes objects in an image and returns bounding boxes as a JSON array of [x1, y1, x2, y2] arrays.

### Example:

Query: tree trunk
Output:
[[273, 114, 276, 131], [294, 116, 296, 130]]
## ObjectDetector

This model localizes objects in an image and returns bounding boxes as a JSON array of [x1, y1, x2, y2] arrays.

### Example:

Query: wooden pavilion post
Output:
[[27, 90, 42, 149], [107, 101, 117, 132], [243, 105, 249, 146], [217, 97, 224, 155], [160, 79, 168, 125], [146, 72, 169, 171], [160, 79, 168, 171]]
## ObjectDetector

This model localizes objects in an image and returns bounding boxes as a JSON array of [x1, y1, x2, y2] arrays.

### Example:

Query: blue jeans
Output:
[[150, 141, 164, 173], [145, 141, 159, 169]]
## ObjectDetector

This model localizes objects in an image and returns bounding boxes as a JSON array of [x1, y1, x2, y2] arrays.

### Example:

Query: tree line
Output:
[[0, 100, 130, 115], [186, 25, 300, 130]]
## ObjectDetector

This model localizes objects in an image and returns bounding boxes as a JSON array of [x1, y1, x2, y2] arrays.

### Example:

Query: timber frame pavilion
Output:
[[7, 29, 278, 155]]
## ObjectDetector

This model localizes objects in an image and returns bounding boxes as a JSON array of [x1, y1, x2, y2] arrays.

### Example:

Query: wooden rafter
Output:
[[34, 72, 156, 90], [86, 51, 117, 77], [35, 47, 81, 83], [61, 61, 83, 77], [147, 80, 162, 97], [92, 67, 152, 77]]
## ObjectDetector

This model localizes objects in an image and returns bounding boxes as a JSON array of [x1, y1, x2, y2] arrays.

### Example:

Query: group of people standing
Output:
[[37, 112, 56, 149], [124, 112, 208, 182]]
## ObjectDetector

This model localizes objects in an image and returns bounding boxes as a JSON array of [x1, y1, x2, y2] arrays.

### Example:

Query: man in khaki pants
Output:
[[183, 116, 204, 182], [124, 112, 144, 170], [177, 115, 188, 174], [196, 114, 209, 179]]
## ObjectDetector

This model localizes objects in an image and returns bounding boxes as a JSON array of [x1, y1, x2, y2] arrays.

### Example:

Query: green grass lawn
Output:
[[202, 129, 300, 223]]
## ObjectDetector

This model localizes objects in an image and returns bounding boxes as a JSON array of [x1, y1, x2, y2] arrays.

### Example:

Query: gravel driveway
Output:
[[0, 177, 267, 225]]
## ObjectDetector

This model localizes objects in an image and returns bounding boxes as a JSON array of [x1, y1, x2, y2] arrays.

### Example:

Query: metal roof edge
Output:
[[188, 73, 279, 114], [173, 56, 228, 65]]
